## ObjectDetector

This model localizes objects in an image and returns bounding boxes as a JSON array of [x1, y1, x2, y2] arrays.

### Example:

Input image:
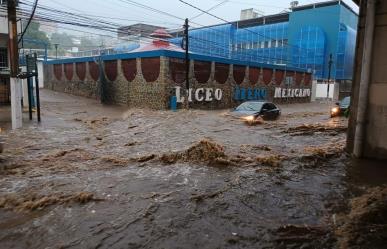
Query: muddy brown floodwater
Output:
[[0, 90, 386, 249]]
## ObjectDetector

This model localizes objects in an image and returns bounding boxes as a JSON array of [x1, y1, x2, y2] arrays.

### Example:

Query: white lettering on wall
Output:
[[175, 87, 223, 103], [195, 88, 204, 101], [214, 89, 222, 100], [274, 87, 311, 98], [205, 88, 213, 102]]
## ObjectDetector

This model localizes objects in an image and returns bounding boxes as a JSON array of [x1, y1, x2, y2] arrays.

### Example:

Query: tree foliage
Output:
[[22, 21, 50, 49]]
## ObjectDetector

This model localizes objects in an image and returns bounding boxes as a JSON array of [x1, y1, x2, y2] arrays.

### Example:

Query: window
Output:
[[272, 40, 277, 48], [264, 41, 269, 48], [0, 48, 8, 69]]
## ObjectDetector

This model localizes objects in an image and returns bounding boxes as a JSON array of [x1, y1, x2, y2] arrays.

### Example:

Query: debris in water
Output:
[[160, 139, 226, 165], [0, 192, 101, 212], [135, 154, 156, 163], [256, 155, 286, 167], [283, 123, 347, 136], [42, 148, 94, 162], [335, 186, 387, 249], [303, 142, 345, 160], [240, 144, 272, 152], [101, 156, 129, 165]]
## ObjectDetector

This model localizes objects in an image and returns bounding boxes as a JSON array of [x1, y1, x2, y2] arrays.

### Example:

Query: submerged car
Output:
[[331, 96, 350, 117], [232, 101, 281, 123]]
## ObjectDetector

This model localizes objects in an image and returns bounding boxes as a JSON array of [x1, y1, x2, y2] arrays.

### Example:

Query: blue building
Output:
[[170, 0, 358, 83]]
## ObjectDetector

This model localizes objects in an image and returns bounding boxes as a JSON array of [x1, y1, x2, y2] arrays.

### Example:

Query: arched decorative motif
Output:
[[304, 73, 312, 85], [53, 64, 62, 80], [76, 62, 86, 81], [141, 57, 160, 82], [89, 61, 100, 81], [169, 58, 185, 84], [249, 67, 260, 85], [194, 61, 211, 83], [295, 72, 303, 85], [122, 59, 137, 81], [233, 65, 246, 85], [64, 63, 73, 80], [262, 68, 273, 85], [286, 71, 295, 78], [214, 63, 229, 84], [274, 70, 285, 85], [104, 60, 118, 81]]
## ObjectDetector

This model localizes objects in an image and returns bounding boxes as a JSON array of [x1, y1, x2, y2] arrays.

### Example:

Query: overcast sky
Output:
[[29, 0, 359, 37]]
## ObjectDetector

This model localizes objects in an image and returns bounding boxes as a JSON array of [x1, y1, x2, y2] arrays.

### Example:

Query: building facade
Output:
[[170, 0, 358, 87]]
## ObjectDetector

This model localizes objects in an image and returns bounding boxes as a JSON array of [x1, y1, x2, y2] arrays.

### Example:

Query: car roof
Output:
[[242, 100, 269, 103]]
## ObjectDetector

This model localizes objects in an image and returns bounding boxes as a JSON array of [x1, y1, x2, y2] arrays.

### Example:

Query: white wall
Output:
[[315, 83, 335, 99]]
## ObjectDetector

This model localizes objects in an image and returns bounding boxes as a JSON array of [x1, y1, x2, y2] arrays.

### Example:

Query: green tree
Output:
[[22, 21, 50, 49], [50, 32, 74, 48], [79, 37, 98, 50]]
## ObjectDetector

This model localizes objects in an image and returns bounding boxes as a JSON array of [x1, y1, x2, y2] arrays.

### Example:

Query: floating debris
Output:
[[283, 123, 347, 136], [135, 154, 157, 163], [303, 142, 345, 160], [0, 192, 101, 212], [256, 155, 286, 167], [335, 186, 387, 249], [160, 139, 227, 165], [101, 156, 130, 165]]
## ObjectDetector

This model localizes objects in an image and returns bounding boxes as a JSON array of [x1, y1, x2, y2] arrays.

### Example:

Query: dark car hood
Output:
[[231, 110, 259, 117]]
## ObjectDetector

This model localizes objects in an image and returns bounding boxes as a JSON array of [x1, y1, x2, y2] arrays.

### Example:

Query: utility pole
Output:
[[327, 53, 333, 100], [8, 0, 22, 129], [183, 18, 189, 108]]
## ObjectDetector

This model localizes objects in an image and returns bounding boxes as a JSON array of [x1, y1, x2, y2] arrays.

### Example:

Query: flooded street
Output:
[[0, 90, 386, 249]]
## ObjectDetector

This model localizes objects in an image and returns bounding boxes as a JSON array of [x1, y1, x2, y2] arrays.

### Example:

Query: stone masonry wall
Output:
[[44, 55, 312, 110]]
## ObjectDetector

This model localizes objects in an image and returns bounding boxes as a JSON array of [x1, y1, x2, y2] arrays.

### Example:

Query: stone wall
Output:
[[44, 55, 312, 110]]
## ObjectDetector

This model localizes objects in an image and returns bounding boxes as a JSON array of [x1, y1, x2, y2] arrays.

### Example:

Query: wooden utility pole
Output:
[[8, 0, 22, 129]]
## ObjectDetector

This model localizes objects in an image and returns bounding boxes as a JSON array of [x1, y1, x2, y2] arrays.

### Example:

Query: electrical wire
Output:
[[18, 0, 38, 44]]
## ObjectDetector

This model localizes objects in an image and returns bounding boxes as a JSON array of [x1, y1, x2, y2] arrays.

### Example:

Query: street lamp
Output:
[[54, 43, 59, 59]]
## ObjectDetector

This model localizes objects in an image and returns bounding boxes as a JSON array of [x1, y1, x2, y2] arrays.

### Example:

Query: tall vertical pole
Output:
[[327, 53, 333, 100], [184, 18, 189, 108], [34, 53, 41, 122], [8, 0, 22, 129]]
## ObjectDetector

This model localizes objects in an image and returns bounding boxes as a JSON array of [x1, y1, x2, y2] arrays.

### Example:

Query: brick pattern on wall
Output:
[[122, 59, 137, 81], [104, 60, 118, 81], [194, 61, 211, 83], [76, 62, 86, 80], [233, 65, 246, 85], [141, 57, 160, 82], [89, 61, 99, 81]]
